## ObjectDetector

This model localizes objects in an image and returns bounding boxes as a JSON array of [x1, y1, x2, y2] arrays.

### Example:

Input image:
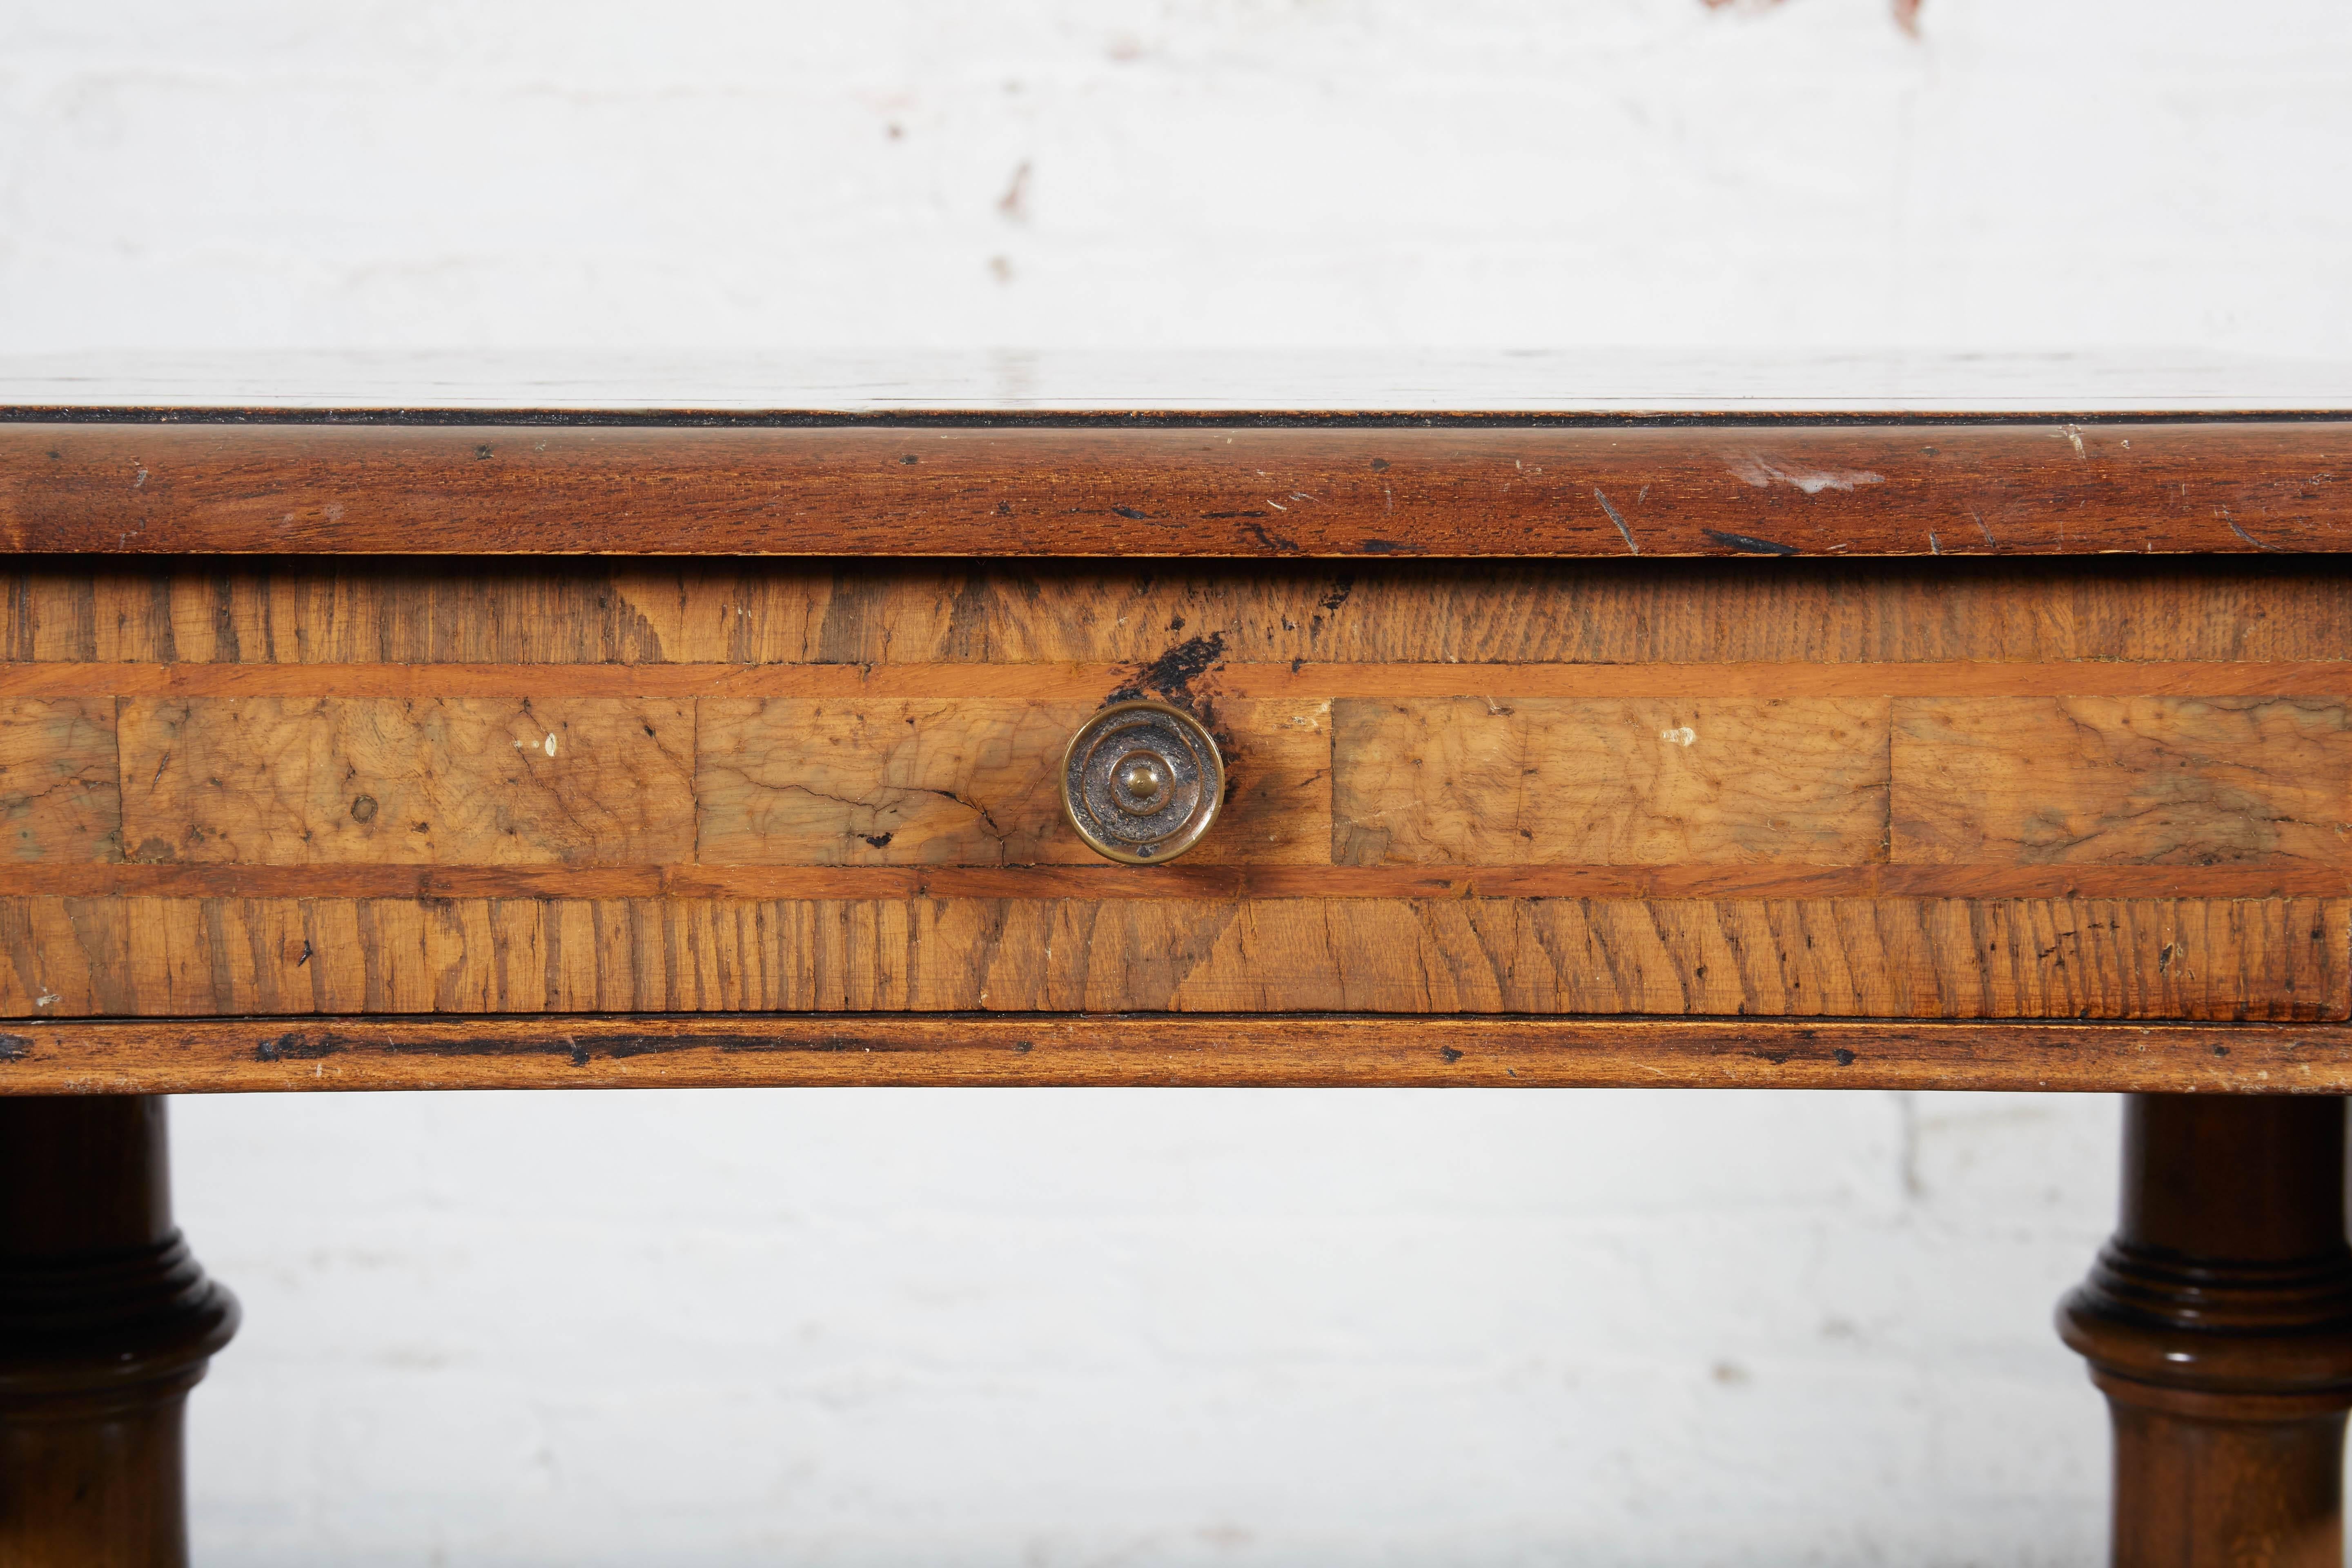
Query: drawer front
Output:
[[3, 557, 2347, 1023]]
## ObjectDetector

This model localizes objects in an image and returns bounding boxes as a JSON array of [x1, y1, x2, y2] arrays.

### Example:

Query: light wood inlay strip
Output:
[[3, 661, 2348, 701], [6, 1015, 2352, 1096]]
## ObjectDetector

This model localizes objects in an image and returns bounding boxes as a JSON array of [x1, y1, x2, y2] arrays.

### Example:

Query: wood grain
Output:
[[0, 863, 2345, 902], [697, 697, 1330, 866], [0, 895, 2338, 1021], [5, 422, 2351, 558], [1331, 697, 1888, 866], [10, 660, 2352, 704], [10, 558, 2352, 668], [117, 697, 696, 865], [5, 1014, 2352, 1096], [1895, 698, 2352, 866], [2059, 1096, 2352, 1568], [5, 560, 2345, 1033], [0, 698, 118, 863]]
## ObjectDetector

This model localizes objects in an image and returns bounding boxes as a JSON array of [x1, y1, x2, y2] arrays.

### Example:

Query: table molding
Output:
[[6, 420, 2351, 558], [7, 1014, 2352, 1094]]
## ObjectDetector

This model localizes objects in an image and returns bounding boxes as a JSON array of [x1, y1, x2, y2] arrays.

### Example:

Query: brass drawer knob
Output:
[[1062, 699, 1225, 863]]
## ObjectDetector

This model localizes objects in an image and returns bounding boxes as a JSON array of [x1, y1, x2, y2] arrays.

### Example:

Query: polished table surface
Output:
[[4, 352, 2352, 1566]]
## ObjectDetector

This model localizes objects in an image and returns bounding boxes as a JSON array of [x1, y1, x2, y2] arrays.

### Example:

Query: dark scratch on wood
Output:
[[1594, 488, 1639, 555], [1703, 529, 1799, 557]]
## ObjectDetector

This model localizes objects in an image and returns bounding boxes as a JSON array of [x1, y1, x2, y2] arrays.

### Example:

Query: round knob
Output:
[[1061, 699, 1225, 863]]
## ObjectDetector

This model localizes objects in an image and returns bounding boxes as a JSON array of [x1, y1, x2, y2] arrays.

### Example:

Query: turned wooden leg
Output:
[[0, 1096, 238, 1567], [2060, 1094, 2352, 1568]]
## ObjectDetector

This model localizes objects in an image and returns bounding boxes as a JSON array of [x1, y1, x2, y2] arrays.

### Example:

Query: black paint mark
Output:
[[1109, 632, 1228, 706], [1832, 1048, 1856, 1067], [2213, 1044, 2231, 1057], [861, 832, 894, 849], [1241, 520, 1300, 552], [1013, 1041, 1034, 1054], [1114, 506, 1148, 520], [1370, 457, 1390, 470], [1168, 615, 1186, 631], [1358, 538, 1403, 554], [255, 1031, 343, 1063], [1319, 576, 1355, 612], [0, 1034, 29, 1062], [1439, 1046, 1464, 1063], [899, 454, 920, 465], [1703, 529, 1799, 556], [472, 444, 493, 460]]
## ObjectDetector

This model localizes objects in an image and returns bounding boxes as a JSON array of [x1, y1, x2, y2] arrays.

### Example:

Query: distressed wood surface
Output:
[[2, 559, 2346, 1039], [9, 558, 2352, 668], [2, 863, 2345, 901], [1896, 698, 2352, 868], [5, 422, 2351, 558], [0, 698, 118, 863], [1331, 697, 1888, 866], [7, 1014, 2352, 1096], [0, 894, 2338, 1021], [18, 661, 2352, 704]]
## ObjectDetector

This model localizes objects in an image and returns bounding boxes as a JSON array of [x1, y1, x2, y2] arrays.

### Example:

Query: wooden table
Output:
[[4, 353, 2352, 1564]]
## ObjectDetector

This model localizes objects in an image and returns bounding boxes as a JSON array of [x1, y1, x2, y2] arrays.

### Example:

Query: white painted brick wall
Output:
[[7, 1, 2346, 1560], [176, 1089, 2117, 1565]]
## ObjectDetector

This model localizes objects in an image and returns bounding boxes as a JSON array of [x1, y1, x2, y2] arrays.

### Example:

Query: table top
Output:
[[5, 353, 2350, 557], [2, 350, 2350, 419]]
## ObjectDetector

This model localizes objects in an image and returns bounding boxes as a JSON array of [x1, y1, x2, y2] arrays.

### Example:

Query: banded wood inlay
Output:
[[2, 561, 2345, 1022], [7, 559, 2352, 667], [2, 895, 2338, 1020]]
